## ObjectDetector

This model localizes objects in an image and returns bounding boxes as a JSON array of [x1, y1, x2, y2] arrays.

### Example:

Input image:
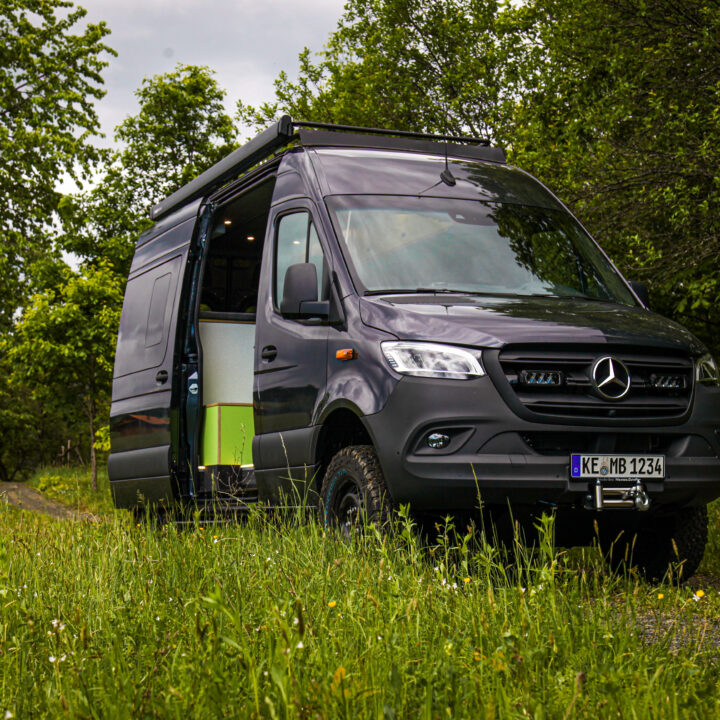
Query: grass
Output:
[[27, 465, 117, 516], [700, 500, 720, 576], [2, 482, 720, 718]]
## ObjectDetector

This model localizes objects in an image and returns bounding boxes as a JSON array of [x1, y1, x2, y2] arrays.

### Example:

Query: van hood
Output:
[[359, 294, 704, 354]]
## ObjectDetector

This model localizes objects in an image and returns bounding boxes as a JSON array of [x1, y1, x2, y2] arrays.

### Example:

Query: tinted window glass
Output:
[[115, 256, 181, 377], [326, 195, 636, 305], [307, 221, 324, 300], [145, 273, 171, 347], [274, 212, 326, 308]]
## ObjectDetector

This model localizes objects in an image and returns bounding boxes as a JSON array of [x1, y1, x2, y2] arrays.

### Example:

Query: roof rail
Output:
[[149, 116, 498, 221], [293, 120, 490, 146]]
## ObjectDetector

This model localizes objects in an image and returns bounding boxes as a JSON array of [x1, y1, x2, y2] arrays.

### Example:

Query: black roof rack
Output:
[[293, 120, 490, 146], [149, 115, 502, 221]]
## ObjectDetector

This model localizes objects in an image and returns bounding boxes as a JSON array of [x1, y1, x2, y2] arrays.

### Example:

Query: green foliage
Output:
[[244, 0, 720, 354], [239, 0, 513, 138], [0, 368, 66, 482], [28, 465, 116, 515], [0, 62, 239, 484], [507, 0, 720, 353], [63, 64, 238, 275], [9, 262, 124, 489], [0, 0, 112, 332], [2, 502, 720, 717]]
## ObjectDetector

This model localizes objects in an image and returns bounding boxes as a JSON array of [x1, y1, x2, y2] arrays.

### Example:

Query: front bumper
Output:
[[364, 376, 720, 512]]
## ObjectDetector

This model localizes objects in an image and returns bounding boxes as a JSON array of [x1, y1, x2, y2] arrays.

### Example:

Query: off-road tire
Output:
[[602, 505, 708, 582], [320, 445, 393, 534]]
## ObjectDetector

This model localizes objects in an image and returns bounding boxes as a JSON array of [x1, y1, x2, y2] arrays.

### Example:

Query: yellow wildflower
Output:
[[657, 593, 664, 599], [328, 601, 337, 608], [696, 589, 705, 598]]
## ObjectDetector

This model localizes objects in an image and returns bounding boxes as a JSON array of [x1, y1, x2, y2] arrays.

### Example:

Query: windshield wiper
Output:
[[364, 288, 473, 296], [529, 293, 614, 303], [365, 288, 539, 299]]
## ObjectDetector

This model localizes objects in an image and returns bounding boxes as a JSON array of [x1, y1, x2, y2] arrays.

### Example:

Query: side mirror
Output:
[[629, 280, 650, 308], [280, 263, 329, 319]]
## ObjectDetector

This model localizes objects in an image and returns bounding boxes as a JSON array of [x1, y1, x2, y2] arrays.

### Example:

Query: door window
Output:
[[114, 256, 182, 377], [145, 273, 172, 347], [274, 211, 326, 308]]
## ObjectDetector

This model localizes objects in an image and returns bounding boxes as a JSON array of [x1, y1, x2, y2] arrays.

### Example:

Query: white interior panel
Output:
[[199, 320, 255, 405]]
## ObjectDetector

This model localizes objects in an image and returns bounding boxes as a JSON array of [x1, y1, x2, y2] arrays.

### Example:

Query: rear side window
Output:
[[115, 256, 182, 377], [145, 273, 172, 347], [274, 211, 325, 308]]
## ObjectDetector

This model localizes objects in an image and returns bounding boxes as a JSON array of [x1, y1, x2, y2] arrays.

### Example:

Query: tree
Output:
[[0, 366, 67, 482], [0, 0, 112, 333], [242, 0, 720, 354], [62, 64, 238, 275], [9, 262, 124, 490], [238, 0, 515, 139], [506, 0, 720, 351], [3, 65, 240, 489]]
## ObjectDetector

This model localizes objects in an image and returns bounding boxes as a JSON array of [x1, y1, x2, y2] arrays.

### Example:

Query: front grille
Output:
[[498, 345, 693, 420]]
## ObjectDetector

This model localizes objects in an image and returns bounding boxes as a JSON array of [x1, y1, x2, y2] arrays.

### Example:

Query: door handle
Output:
[[155, 370, 168, 384], [261, 345, 278, 362]]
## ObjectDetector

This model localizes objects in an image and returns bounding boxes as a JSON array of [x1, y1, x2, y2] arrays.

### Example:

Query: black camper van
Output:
[[110, 117, 720, 578]]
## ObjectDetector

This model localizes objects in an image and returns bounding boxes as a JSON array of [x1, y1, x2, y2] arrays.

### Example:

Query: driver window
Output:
[[275, 211, 326, 308]]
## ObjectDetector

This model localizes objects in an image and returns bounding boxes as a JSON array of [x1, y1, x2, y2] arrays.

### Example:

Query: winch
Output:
[[586, 479, 651, 511]]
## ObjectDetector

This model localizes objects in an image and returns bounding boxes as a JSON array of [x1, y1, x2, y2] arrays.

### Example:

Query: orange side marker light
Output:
[[336, 348, 358, 361]]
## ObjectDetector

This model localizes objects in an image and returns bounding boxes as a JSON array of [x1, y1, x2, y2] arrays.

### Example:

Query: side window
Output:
[[114, 256, 182, 377], [145, 273, 172, 347], [274, 211, 326, 308]]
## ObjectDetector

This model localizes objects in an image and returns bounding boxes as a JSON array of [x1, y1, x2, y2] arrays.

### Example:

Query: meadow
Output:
[[1, 470, 720, 718]]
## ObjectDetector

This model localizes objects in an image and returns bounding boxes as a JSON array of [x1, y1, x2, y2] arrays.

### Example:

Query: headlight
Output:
[[696, 353, 719, 386], [381, 341, 485, 380]]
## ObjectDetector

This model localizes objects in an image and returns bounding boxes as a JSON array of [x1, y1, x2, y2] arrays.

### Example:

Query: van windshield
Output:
[[326, 195, 637, 305]]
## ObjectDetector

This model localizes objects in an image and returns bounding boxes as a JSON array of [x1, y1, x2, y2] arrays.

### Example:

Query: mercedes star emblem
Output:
[[592, 356, 631, 400]]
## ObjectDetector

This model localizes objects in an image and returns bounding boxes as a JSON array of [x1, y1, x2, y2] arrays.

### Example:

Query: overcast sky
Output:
[[82, 0, 347, 143]]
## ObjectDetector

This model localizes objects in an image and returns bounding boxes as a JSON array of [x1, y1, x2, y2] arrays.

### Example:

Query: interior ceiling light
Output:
[[224, 219, 232, 225], [246, 235, 255, 242], [292, 240, 301, 245]]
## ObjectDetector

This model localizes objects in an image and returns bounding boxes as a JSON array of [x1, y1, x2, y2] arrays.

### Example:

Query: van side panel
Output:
[[109, 205, 200, 508]]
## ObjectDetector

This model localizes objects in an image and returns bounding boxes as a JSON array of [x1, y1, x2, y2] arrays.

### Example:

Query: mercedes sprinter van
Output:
[[109, 117, 720, 578]]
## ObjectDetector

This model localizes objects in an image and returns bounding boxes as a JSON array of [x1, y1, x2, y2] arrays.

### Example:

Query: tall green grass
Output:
[[1, 500, 719, 719], [27, 465, 116, 515]]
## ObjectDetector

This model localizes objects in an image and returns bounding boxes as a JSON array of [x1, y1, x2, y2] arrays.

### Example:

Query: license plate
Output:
[[570, 454, 665, 479]]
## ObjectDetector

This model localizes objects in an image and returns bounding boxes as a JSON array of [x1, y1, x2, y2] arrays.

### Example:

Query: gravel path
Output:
[[0, 482, 95, 521]]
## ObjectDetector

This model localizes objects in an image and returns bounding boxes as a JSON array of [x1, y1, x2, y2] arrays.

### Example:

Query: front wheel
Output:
[[320, 445, 392, 534], [601, 505, 708, 581]]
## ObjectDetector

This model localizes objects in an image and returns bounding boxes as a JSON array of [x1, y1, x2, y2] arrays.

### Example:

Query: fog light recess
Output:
[[426, 432, 450, 449]]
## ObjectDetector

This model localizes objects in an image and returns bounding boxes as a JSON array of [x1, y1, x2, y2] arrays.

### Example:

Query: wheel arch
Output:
[[313, 403, 378, 493]]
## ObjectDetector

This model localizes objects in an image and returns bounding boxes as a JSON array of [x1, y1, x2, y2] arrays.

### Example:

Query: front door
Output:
[[253, 200, 330, 502]]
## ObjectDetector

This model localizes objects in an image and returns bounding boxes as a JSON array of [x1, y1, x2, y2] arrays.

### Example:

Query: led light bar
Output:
[[520, 370, 563, 386], [650, 374, 686, 390]]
